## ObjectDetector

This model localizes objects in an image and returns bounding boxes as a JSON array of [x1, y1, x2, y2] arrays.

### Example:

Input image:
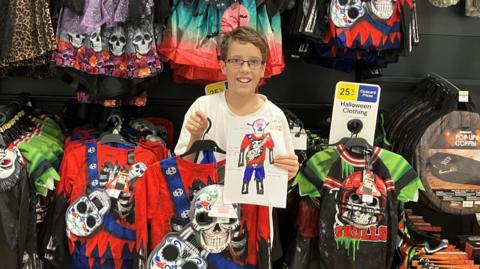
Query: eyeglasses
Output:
[[225, 58, 265, 69]]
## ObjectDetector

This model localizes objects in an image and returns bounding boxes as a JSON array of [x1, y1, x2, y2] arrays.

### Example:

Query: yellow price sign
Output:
[[336, 82, 358, 101], [205, 81, 227, 95]]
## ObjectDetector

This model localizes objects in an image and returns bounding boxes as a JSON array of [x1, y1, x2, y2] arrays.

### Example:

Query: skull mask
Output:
[[147, 229, 207, 269], [190, 185, 240, 253], [66, 190, 111, 237], [131, 27, 153, 55], [67, 33, 86, 48], [365, 0, 396, 21], [89, 28, 102, 52], [339, 170, 387, 227], [107, 26, 127, 56], [330, 0, 366, 28], [129, 162, 147, 179]]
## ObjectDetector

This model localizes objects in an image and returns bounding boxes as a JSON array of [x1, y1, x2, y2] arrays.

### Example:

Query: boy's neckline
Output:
[[222, 90, 267, 117]]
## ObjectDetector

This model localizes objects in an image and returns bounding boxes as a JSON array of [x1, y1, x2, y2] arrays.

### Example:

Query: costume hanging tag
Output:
[[209, 187, 238, 219], [107, 189, 121, 199], [217, 217, 230, 224], [291, 126, 307, 150], [459, 90, 469, 103], [205, 81, 227, 95], [360, 170, 377, 204]]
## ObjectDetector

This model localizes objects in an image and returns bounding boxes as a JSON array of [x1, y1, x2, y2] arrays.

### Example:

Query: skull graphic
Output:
[[67, 33, 86, 48], [172, 188, 184, 197], [147, 229, 207, 269], [131, 27, 153, 55], [190, 185, 240, 253], [429, 0, 460, 7], [129, 162, 147, 179], [338, 170, 387, 227], [330, 0, 366, 28], [365, 0, 396, 20], [65, 190, 111, 237], [166, 167, 177, 175], [106, 26, 127, 56], [89, 28, 103, 52], [62, 50, 74, 65]]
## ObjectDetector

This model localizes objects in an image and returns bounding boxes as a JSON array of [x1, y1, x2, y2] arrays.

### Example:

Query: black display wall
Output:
[[0, 0, 479, 240]]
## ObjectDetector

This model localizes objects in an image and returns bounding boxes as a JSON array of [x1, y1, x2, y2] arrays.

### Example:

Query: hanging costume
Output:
[[0, 147, 38, 269], [159, 0, 284, 83], [47, 141, 158, 268], [145, 156, 273, 268], [0, 0, 56, 78], [293, 145, 424, 269], [54, 0, 164, 78]]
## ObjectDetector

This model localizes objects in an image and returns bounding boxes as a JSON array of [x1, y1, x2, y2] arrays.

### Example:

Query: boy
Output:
[[174, 26, 299, 268], [175, 26, 299, 179]]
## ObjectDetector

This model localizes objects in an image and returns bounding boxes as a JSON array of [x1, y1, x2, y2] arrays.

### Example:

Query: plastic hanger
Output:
[[99, 110, 135, 147], [330, 119, 372, 153], [181, 118, 226, 159]]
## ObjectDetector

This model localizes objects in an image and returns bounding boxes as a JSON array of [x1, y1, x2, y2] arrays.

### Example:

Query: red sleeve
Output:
[[140, 140, 169, 161], [56, 144, 83, 201], [240, 135, 250, 150], [146, 162, 175, 251]]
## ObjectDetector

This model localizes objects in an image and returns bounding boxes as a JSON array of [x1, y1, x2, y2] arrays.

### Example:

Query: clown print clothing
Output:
[[0, 147, 38, 269], [293, 145, 424, 269]]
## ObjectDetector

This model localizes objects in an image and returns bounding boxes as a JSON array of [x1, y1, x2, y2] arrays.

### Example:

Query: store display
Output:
[[415, 110, 480, 215], [385, 74, 480, 215], [0, 1, 479, 268]]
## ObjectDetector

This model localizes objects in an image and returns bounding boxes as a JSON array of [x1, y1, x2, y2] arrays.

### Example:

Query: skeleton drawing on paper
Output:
[[237, 118, 275, 195]]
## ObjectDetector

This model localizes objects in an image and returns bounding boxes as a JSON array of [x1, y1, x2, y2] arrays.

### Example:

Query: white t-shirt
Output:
[[175, 91, 295, 247], [175, 91, 295, 160]]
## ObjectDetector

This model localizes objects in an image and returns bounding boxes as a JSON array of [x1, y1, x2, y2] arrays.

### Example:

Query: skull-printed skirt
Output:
[[53, 1, 163, 78]]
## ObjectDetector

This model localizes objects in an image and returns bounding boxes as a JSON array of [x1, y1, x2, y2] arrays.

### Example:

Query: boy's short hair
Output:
[[220, 26, 268, 62]]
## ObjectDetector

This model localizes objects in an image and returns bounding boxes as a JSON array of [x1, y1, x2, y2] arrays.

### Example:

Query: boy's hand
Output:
[[185, 111, 209, 139], [274, 154, 299, 180]]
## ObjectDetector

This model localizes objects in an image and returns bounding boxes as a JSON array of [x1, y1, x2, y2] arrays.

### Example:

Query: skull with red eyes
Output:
[[339, 170, 387, 227]]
